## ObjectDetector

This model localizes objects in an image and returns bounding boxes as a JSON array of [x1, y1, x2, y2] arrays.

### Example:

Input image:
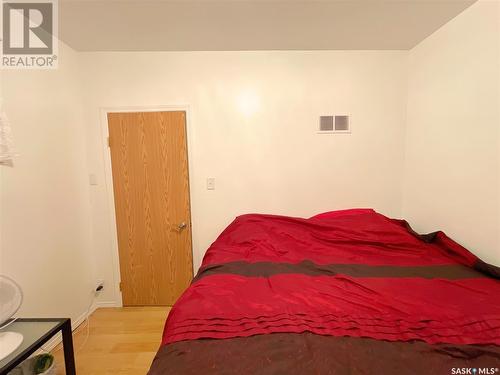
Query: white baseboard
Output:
[[95, 300, 121, 308]]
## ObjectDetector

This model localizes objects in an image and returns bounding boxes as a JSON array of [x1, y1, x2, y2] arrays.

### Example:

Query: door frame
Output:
[[99, 105, 195, 307]]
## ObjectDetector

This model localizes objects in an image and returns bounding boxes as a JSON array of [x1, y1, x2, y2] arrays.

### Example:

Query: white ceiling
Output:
[[59, 0, 477, 51]]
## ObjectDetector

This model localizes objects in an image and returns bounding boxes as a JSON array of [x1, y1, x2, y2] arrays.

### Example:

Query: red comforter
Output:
[[162, 209, 499, 346]]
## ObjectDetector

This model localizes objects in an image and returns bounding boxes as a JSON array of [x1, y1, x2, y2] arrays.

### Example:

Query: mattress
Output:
[[149, 209, 500, 374]]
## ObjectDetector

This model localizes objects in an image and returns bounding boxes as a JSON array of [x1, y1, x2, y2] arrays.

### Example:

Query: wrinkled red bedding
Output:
[[161, 209, 500, 346], [202, 209, 478, 267]]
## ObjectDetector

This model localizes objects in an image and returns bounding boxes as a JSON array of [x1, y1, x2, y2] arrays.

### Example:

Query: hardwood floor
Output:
[[52, 307, 170, 375]]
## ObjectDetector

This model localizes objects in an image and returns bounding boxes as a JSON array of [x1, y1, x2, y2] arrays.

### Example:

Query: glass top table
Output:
[[0, 318, 75, 375]]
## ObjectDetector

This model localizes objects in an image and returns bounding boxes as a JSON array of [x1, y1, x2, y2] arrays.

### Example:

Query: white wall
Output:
[[403, 0, 500, 265], [79, 51, 408, 304], [0, 43, 95, 322]]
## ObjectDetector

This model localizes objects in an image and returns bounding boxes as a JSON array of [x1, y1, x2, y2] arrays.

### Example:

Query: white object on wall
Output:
[[206, 178, 215, 190], [89, 173, 98, 186], [317, 115, 351, 134]]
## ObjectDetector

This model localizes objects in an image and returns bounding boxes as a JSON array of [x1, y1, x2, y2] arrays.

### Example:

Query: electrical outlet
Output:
[[95, 279, 104, 293]]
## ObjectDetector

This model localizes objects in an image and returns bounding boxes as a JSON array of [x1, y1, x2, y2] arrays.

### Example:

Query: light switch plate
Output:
[[89, 174, 98, 186], [207, 178, 215, 190]]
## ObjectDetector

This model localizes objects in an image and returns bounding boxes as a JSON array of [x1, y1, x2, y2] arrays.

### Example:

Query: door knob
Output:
[[178, 222, 187, 231]]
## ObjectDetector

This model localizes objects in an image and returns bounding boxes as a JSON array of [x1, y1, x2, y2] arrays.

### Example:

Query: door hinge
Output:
[[107, 137, 111, 148], [119, 282, 123, 291]]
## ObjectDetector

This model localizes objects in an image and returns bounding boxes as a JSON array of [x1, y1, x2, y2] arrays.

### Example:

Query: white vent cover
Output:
[[318, 115, 350, 133]]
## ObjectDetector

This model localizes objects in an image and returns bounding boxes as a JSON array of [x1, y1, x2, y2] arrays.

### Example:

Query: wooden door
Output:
[[108, 111, 193, 306]]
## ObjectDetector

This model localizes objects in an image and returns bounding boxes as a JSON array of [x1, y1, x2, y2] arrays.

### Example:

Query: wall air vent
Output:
[[319, 116, 334, 132], [318, 115, 350, 134], [335, 116, 349, 131]]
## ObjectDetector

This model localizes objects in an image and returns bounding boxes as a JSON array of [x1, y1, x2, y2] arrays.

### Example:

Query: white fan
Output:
[[0, 275, 23, 361]]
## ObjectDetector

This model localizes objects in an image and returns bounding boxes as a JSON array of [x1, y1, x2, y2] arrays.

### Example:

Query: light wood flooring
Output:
[[52, 307, 170, 375]]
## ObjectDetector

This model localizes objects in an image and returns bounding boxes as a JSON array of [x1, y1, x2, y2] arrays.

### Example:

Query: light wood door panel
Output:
[[108, 111, 193, 306]]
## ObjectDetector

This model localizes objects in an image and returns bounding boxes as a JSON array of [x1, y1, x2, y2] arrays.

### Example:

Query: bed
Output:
[[148, 209, 500, 374]]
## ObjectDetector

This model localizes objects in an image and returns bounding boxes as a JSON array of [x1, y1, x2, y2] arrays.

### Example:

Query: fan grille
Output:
[[0, 276, 23, 327]]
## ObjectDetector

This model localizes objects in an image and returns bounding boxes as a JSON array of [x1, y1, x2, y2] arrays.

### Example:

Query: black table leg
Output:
[[61, 319, 76, 375]]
